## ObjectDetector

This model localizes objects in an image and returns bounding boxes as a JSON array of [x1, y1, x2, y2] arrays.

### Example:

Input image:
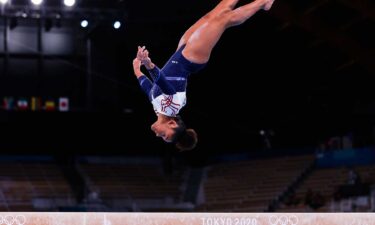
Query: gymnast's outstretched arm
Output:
[[133, 58, 153, 98], [136, 46, 176, 95]]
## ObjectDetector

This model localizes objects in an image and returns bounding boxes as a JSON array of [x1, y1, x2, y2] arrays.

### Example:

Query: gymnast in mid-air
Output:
[[132, 0, 275, 151]]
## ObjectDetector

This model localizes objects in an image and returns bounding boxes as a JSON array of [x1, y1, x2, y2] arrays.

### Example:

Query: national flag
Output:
[[3, 97, 15, 111], [17, 98, 29, 111], [58, 97, 69, 112], [44, 100, 56, 111], [31, 97, 42, 111]]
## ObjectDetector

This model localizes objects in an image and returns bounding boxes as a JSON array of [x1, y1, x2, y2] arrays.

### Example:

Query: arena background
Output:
[[0, 0, 374, 212]]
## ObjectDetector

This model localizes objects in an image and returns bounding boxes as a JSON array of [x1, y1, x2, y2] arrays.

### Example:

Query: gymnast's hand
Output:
[[137, 46, 155, 70], [132, 58, 143, 78], [262, 0, 275, 11]]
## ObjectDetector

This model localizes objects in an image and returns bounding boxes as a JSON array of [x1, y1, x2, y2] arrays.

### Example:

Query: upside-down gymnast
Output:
[[132, 0, 275, 151]]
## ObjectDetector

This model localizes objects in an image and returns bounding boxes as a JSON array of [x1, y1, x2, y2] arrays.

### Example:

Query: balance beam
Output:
[[0, 213, 373, 225]]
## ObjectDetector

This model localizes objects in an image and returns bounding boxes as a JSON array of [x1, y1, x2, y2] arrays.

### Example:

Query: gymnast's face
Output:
[[151, 119, 178, 143]]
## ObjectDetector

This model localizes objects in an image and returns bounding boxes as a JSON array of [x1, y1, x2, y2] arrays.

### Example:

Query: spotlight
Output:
[[81, 20, 88, 28], [0, 0, 9, 4], [113, 21, 121, 29], [31, 0, 43, 6], [64, 0, 75, 7]]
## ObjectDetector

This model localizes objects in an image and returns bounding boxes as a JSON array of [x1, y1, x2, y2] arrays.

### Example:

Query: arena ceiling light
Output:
[[81, 20, 88, 28], [64, 0, 75, 7], [113, 21, 121, 29], [0, 0, 9, 4], [31, 0, 43, 6]]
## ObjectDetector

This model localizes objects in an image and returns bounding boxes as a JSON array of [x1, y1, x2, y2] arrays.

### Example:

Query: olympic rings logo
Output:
[[0, 215, 26, 225], [268, 215, 298, 225]]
